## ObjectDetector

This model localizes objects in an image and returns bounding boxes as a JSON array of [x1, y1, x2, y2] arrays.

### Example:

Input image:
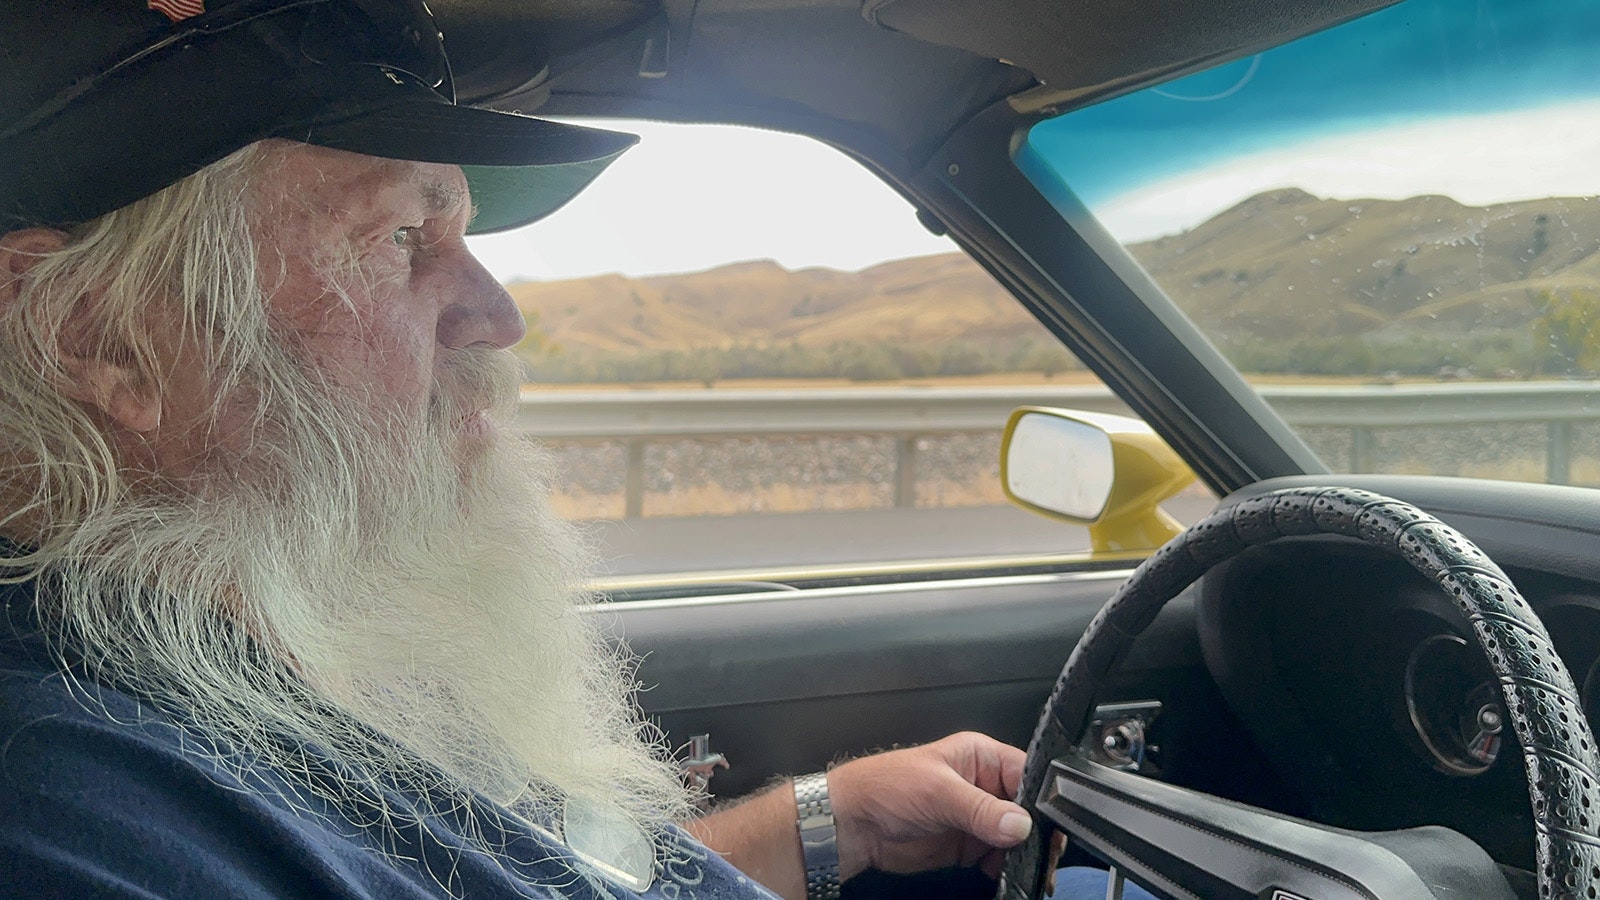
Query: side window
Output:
[[468, 122, 1213, 583]]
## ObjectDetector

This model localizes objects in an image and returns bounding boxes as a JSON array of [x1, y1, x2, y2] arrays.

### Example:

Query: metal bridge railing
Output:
[[514, 382, 1600, 517]]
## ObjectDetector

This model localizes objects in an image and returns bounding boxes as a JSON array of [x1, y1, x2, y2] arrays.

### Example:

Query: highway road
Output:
[[586, 495, 1219, 577]]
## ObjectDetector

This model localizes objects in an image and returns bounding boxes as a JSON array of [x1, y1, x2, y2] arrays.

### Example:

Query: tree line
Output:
[[516, 335, 1082, 385], [1217, 290, 1600, 379], [515, 290, 1600, 384]]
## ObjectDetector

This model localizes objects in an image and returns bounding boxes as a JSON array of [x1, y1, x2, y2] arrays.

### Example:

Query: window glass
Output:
[[1020, 0, 1600, 486], [467, 122, 1214, 581]]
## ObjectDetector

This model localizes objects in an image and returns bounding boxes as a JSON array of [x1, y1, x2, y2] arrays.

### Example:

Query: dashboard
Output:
[[1195, 474, 1600, 876]]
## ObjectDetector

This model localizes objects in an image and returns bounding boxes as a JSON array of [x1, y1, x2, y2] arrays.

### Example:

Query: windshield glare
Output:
[[1021, 0, 1600, 486]]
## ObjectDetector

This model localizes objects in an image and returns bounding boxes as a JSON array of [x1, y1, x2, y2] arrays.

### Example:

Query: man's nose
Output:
[[436, 250, 527, 350]]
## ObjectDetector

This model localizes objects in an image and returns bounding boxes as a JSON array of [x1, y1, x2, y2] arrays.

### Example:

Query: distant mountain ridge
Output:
[[507, 253, 1032, 354], [508, 190, 1600, 356], [1139, 189, 1600, 342]]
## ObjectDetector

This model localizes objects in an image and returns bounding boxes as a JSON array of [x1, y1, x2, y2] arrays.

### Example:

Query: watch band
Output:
[[793, 772, 841, 900]]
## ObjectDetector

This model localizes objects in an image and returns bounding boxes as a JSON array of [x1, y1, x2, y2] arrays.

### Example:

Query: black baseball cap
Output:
[[0, 0, 638, 235]]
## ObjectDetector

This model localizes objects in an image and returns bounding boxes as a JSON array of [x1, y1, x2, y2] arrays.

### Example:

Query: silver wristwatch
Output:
[[793, 772, 841, 900]]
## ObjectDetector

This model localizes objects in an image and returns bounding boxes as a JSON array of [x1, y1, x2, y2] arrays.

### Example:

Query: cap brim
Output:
[[459, 156, 627, 234], [300, 101, 638, 235]]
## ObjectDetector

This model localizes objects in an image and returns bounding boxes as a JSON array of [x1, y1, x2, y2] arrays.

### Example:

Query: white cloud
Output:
[[1095, 99, 1600, 242], [467, 120, 954, 282]]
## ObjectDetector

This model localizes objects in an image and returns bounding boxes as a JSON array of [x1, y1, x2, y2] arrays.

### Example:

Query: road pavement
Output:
[[586, 495, 1219, 577]]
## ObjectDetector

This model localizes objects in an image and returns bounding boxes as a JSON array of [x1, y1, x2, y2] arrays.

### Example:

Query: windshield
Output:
[[1021, 0, 1600, 485]]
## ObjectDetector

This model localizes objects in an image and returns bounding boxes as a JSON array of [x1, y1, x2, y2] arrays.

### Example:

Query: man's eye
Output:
[[391, 226, 425, 249]]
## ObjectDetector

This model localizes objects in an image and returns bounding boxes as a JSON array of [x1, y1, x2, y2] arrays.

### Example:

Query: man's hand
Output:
[[827, 731, 1031, 881], [683, 731, 1035, 899]]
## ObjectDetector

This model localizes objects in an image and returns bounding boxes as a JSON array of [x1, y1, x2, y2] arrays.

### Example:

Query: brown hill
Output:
[[507, 190, 1600, 355], [1136, 189, 1600, 342], [507, 254, 1034, 353]]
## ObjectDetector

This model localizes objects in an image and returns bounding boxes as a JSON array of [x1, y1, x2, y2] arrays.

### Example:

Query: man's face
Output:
[[4, 139, 686, 839], [240, 143, 526, 452]]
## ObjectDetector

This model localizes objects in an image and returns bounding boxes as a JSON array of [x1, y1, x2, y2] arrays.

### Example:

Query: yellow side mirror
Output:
[[1001, 407, 1196, 552]]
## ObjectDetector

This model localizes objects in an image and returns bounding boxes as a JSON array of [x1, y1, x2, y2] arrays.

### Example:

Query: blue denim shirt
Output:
[[0, 579, 776, 899]]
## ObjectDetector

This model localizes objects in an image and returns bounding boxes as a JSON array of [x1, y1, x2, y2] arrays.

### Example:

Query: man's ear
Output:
[[0, 228, 65, 293], [0, 228, 162, 433]]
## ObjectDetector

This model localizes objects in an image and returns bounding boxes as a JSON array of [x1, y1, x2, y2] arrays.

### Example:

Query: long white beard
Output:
[[40, 343, 689, 858]]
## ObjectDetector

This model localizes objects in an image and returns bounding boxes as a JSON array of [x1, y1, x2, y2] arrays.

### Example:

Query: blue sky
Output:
[[1028, 0, 1600, 209]]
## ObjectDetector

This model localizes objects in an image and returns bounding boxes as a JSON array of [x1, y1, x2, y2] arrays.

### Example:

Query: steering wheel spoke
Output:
[[1038, 751, 1514, 899]]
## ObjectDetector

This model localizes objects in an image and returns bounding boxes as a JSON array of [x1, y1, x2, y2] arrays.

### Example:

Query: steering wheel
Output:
[[996, 486, 1600, 900]]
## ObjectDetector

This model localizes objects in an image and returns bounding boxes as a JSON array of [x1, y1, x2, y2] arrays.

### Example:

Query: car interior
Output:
[[430, 0, 1600, 897]]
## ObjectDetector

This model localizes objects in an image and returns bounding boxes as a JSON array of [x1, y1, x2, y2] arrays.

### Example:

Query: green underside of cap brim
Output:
[[462, 149, 627, 235]]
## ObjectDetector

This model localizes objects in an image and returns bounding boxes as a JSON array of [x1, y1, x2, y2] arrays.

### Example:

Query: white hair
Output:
[[0, 142, 689, 883]]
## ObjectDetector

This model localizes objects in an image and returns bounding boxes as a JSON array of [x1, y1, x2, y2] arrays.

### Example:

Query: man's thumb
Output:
[[972, 793, 1033, 847], [996, 807, 1033, 844]]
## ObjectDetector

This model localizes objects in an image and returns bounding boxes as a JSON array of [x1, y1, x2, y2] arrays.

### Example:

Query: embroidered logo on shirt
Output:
[[655, 832, 711, 899]]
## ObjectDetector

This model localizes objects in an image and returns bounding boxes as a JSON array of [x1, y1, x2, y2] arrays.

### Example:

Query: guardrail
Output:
[[515, 382, 1600, 516]]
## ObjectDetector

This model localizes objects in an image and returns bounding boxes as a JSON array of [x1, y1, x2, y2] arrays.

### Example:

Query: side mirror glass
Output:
[[1002, 411, 1115, 521], [1001, 406, 1198, 552]]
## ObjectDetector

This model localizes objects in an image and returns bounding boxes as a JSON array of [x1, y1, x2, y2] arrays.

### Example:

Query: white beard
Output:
[[41, 343, 689, 858]]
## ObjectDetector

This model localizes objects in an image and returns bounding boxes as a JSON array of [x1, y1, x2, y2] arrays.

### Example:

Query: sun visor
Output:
[[861, 0, 1404, 111], [435, 0, 660, 106]]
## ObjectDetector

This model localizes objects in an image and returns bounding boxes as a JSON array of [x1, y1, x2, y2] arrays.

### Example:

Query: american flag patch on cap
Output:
[[148, 0, 205, 22]]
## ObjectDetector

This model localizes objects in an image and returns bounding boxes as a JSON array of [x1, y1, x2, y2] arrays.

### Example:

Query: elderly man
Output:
[[0, 2, 1061, 898]]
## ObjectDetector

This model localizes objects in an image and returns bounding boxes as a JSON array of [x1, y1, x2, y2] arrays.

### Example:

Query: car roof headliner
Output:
[[437, 0, 1399, 169]]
